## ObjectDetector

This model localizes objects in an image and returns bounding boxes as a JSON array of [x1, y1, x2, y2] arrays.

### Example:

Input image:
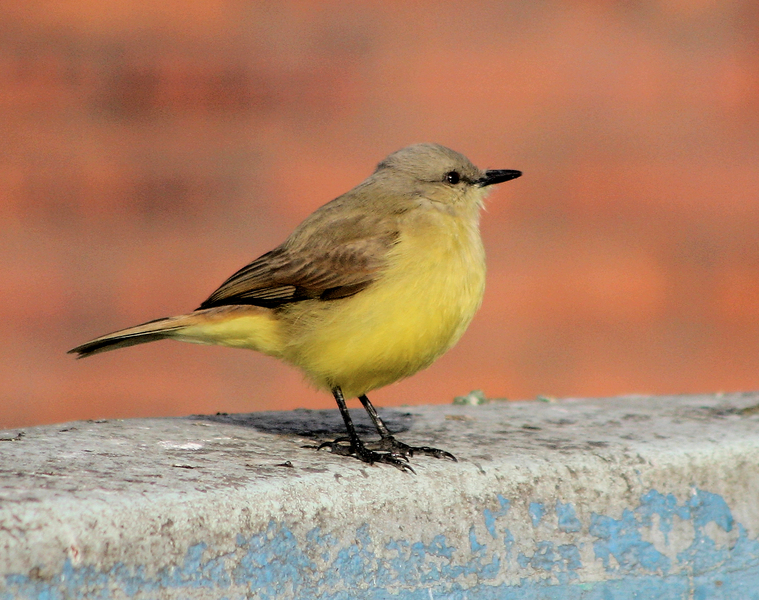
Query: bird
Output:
[[69, 143, 521, 471]]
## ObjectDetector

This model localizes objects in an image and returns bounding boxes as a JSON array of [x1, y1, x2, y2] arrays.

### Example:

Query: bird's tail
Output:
[[68, 305, 283, 359], [68, 315, 190, 358]]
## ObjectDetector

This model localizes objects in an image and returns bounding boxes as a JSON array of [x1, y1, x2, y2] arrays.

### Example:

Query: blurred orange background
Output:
[[2, 1, 759, 429]]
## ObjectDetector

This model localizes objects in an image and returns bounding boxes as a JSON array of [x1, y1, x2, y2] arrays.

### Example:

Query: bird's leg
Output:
[[317, 387, 413, 472], [358, 394, 457, 462]]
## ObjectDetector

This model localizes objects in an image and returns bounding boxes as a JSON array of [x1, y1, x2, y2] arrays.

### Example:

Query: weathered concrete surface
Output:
[[2, 393, 759, 599]]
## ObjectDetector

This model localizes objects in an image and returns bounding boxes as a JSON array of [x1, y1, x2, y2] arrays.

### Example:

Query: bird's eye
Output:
[[445, 171, 460, 185]]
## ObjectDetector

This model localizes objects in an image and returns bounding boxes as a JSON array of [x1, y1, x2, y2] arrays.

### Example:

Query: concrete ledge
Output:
[[2, 393, 759, 599]]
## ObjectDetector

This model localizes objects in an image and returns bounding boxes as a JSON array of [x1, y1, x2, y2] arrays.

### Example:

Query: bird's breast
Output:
[[283, 209, 486, 397]]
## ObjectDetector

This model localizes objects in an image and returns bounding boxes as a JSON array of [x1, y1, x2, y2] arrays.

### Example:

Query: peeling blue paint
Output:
[[556, 501, 582, 533], [636, 490, 690, 545], [3, 488, 759, 600], [529, 502, 545, 528], [469, 525, 487, 554], [590, 508, 672, 574], [484, 494, 511, 538], [517, 541, 582, 585]]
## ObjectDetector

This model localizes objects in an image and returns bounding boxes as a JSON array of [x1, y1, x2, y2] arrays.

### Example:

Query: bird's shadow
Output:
[[192, 407, 414, 439]]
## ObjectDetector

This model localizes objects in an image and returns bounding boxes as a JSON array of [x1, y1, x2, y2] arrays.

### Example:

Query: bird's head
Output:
[[373, 143, 521, 214]]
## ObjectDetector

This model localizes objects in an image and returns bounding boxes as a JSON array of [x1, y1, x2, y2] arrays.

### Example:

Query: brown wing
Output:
[[198, 222, 397, 310]]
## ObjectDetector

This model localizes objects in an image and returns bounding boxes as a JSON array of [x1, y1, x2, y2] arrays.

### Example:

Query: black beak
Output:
[[476, 169, 522, 187]]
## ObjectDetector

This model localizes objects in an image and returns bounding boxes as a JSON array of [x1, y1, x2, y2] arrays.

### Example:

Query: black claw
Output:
[[368, 435, 457, 462], [317, 437, 352, 453], [317, 438, 415, 473], [415, 446, 458, 462]]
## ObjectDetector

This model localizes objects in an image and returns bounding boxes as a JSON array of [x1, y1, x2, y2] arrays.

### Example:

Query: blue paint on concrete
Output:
[[636, 490, 690, 544], [556, 501, 582, 533], [590, 508, 672, 574], [517, 541, 582, 585], [4, 488, 759, 599], [687, 490, 733, 532], [504, 528, 516, 556], [529, 502, 545, 528], [469, 525, 487, 554], [484, 494, 511, 538]]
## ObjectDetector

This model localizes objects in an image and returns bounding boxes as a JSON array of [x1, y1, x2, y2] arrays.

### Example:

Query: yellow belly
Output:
[[280, 213, 486, 397]]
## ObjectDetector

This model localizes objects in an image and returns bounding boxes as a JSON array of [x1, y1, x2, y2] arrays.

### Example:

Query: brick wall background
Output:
[[2, 1, 759, 428]]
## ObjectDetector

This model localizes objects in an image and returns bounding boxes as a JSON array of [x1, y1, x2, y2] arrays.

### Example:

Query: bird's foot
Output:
[[317, 437, 414, 473], [368, 435, 457, 462]]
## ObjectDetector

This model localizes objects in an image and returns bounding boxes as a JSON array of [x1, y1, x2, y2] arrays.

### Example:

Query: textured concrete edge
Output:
[[3, 483, 759, 599], [1, 394, 759, 599]]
